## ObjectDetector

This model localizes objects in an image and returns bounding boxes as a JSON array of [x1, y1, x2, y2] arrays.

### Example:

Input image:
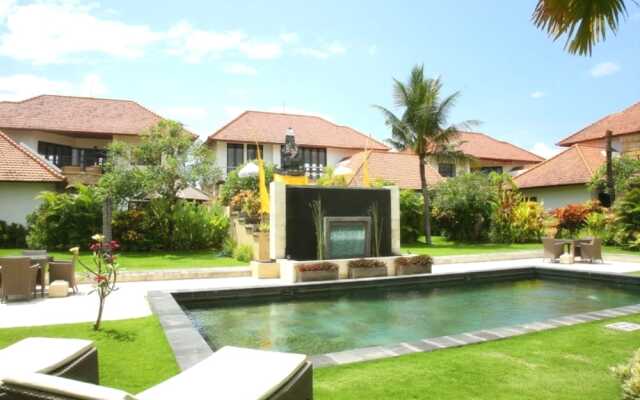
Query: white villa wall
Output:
[[520, 184, 595, 210], [0, 182, 58, 225], [426, 158, 470, 176], [4, 129, 112, 153]]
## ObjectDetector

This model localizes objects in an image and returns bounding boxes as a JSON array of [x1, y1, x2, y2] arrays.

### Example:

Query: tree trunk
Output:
[[94, 297, 105, 331], [102, 196, 112, 242], [606, 130, 615, 205], [418, 155, 432, 245]]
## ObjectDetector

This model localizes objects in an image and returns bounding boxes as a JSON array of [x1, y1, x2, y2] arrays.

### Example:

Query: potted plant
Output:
[[348, 258, 387, 279], [395, 255, 433, 275], [297, 262, 339, 282]]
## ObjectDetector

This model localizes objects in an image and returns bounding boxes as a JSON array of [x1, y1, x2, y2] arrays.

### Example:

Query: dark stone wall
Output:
[[285, 186, 392, 260]]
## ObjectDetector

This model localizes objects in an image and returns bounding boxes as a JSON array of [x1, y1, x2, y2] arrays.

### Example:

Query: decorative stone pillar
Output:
[[387, 186, 401, 255], [269, 181, 287, 259]]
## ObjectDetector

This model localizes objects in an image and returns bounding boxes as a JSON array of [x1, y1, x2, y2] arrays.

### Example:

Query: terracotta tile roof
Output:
[[207, 110, 389, 150], [0, 129, 65, 182], [0, 95, 165, 136], [557, 101, 640, 146], [514, 145, 606, 189], [339, 151, 443, 189]]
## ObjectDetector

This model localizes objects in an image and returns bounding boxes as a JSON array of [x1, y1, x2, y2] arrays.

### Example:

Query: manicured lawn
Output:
[[2, 314, 639, 398], [0, 317, 179, 394], [0, 248, 247, 271], [403, 236, 640, 258]]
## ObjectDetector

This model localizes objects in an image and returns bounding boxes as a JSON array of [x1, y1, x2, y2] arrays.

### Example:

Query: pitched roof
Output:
[[177, 187, 210, 202], [207, 110, 389, 150], [339, 151, 444, 189], [455, 132, 544, 163], [558, 101, 640, 146], [513, 145, 606, 189], [0, 95, 164, 136], [0, 129, 65, 182]]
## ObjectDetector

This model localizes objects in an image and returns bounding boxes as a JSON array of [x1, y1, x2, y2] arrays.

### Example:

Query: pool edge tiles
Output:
[[148, 267, 640, 370]]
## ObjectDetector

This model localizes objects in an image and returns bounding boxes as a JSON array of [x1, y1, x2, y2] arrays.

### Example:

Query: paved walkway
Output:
[[1, 258, 639, 329]]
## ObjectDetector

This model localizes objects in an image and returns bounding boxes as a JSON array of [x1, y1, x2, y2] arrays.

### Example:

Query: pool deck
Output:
[[1, 257, 639, 330]]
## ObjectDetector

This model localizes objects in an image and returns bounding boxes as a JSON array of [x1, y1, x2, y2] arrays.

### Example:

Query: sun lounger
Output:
[[0, 337, 98, 386], [0, 346, 313, 400]]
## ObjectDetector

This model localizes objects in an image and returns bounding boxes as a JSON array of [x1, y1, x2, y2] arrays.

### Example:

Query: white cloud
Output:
[[590, 61, 620, 77], [0, 0, 15, 21], [0, 73, 108, 100], [530, 91, 546, 99], [279, 32, 299, 44], [531, 142, 561, 159], [0, 1, 161, 64], [238, 41, 281, 59], [297, 41, 347, 59], [224, 63, 257, 76], [368, 44, 377, 56]]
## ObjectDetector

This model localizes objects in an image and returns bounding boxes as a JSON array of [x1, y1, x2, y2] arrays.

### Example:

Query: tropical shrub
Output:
[[233, 244, 253, 262], [298, 262, 339, 272], [488, 174, 521, 243], [0, 220, 27, 248], [219, 163, 274, 205], [612, 348, 640, 400], [551, 202, 600, 237], [26, 185, 103, 250], [432, 173, 495, 242], [399, 190, 423, 243], [348, 258, 386, 269], [316, 166, 348, 187], [589, 155, 640, 197], [229, 190, 260, 222], [511, 201, 545, 243], [614, 176, 640, 250]]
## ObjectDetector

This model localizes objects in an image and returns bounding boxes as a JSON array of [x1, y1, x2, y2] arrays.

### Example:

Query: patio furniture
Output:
[[48, 281, 69, 298], [580, 238, 604, 263], [542, 238, 564, 263], [0, 257, 40, 303], [22, 251, 53, 297], [49, 261, 78, 294], [0, 346, 313, 400], [0, 338, 98, 385]]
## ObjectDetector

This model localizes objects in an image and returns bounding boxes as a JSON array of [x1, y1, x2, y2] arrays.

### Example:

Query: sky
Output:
[[0, 0, 639, 158]]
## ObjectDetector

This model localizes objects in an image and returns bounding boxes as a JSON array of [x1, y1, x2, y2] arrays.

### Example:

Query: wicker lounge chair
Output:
[[580, 238, 603, 263], [0, 257, 40, 303], [0, 338, 98, 395], [542, 238, 564, 263], [49, 261, 78, 294], [0, 346, 313, 400], [21, 251, 53, 296]]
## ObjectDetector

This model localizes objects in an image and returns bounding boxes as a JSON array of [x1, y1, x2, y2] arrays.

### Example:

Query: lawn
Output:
[[2, 314, 639, 398], [0, 317, 179, 394], [0, 248, 247, 271], [403, 236, 640, 258]]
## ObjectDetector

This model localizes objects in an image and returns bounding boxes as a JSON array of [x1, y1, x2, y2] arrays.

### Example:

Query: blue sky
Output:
[[0, 0, 638, 157]]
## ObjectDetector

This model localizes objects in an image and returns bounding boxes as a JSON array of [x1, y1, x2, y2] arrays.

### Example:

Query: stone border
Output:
[[78, 266, 250, 284], [149, 266, 640, 370]]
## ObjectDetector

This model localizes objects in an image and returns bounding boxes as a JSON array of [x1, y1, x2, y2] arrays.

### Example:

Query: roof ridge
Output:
[[514, 145, 577, 182], [0, 129, 65, 181], [15, 94, 142, 104], [346, 151, 370, 186], [574, 145, 594, 176], [557, 101, 640, 146], [457, 131, 544, 161]]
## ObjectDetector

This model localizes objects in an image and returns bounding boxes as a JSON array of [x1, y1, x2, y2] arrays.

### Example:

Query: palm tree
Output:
[[532, 0, 633, 56], [375, 65, 475, 245]]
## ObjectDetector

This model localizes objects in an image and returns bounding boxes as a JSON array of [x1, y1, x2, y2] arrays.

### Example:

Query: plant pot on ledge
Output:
[[347, 259, 388, 279], [395, 255, 433, 276], [297, 262, 339, 282]]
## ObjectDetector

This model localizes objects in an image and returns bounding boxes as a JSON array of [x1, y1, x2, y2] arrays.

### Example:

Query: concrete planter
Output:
[[298, 269, 339, 282], [253, 231, 270, 262], [348, 266, 388, 279], [396, 264, 432, 276]]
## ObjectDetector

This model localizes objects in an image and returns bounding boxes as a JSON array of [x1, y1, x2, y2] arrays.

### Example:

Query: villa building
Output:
[[206, 111, 388, 179]]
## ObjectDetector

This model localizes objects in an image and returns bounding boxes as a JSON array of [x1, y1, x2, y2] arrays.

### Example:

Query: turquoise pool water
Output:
[[184, 278, 640, 355]]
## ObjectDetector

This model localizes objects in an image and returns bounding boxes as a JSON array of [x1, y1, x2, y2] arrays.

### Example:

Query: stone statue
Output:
[[278, 127, 304, 175]]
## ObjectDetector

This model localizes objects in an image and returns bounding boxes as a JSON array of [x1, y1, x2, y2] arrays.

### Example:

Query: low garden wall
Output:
[[229, 212, 269, 261]]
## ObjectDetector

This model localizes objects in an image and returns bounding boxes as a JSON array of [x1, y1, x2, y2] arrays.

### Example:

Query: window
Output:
[[38, 141, 72, 167], [246, 144, 264, 161], [300, 147, 327, 166], [438, 163, 456, 178], [226, 143, 244, 173], [480, 166, 503, 174]]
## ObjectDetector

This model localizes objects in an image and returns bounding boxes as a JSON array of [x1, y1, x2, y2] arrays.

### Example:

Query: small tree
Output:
[[589, 155, 640, 199], [71, 234, 120, 331]]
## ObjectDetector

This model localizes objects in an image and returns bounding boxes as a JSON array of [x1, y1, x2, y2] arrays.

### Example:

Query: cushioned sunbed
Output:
[[0, 346, 313, 400]]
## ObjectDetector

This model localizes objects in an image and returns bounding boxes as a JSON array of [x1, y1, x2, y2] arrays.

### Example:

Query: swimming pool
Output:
[[181, 270, 640, 356]]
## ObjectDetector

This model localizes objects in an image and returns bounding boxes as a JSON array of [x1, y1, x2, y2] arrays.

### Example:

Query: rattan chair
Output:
[[580, 238, 603, 263], [0, 257, 40, 303], [49, 261, 78, 294], [542, 238, 564, 263]]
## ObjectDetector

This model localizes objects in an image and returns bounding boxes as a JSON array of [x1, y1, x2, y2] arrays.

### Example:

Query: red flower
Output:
[[109, 240, 120, 251], [95, 274, 107, 283], [89, 243, 100, 252]]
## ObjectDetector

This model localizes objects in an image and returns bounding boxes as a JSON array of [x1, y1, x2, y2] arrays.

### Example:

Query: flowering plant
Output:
[[70, 234, 120, 330]]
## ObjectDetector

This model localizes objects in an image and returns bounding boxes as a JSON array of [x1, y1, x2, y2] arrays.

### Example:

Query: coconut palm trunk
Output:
[[418, 155, 432, 245]]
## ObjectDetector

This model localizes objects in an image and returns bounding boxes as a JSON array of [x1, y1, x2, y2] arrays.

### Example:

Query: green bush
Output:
[[219, 163, 274, 205], [612, 348, 640, 399], [614, 176, 640, 251], [233, 244, 253, 262], [511, 201, 545, 243], [26, 185, 103, 250], [399, 190, 423, 243], [0, 220, 27, 248], [432, 173, 494, 242]]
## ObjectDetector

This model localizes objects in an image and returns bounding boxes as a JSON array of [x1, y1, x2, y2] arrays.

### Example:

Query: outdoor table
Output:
[[0, 255, 51, 297], [557, 239, 588, 261]]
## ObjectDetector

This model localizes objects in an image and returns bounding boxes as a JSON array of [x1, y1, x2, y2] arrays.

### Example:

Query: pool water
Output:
[[184, 278, 640, 355]]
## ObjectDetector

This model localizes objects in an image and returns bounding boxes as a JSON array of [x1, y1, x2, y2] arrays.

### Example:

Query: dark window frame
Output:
[[246, 144, 264, 161], [227, 143, 244, 173], [438, 162, 456, 178]]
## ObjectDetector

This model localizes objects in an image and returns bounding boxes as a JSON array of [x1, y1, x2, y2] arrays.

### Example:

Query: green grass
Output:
[[0, 248, 247, 271], [315, 314, 640, 399], [3, 314, 639, 398], [402, 236, 640, 258], [0, 317, 179, 394]]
